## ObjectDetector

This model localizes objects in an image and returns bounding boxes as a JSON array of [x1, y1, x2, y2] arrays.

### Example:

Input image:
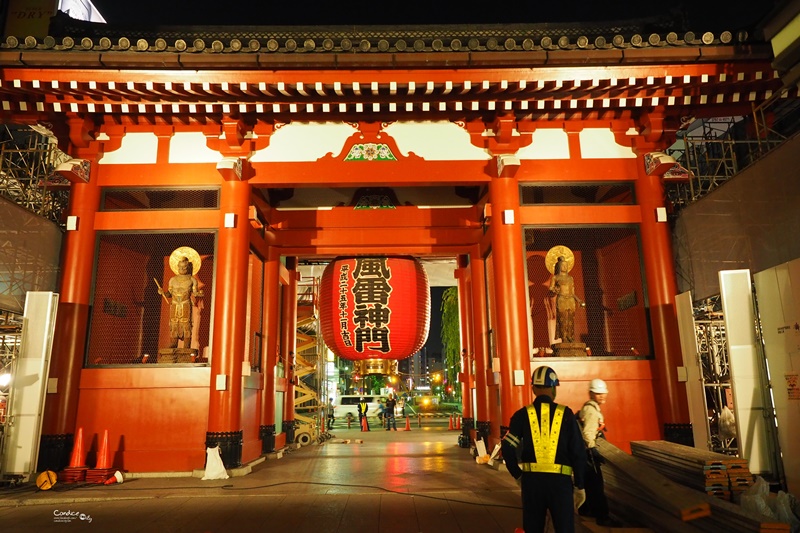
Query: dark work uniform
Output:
[[578, 400, 610, 521], [501, 395, 586, 533]]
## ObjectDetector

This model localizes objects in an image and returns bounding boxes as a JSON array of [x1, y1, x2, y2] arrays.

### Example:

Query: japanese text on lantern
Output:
[[352, 257, 393, 353], [338, 264, 352, 347]]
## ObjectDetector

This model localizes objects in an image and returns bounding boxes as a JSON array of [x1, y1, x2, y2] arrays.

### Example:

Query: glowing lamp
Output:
[[319, 256, 430, 361]]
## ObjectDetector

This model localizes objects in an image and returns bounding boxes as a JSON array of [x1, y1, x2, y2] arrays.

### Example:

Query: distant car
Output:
[[335, 394, 387, 420]]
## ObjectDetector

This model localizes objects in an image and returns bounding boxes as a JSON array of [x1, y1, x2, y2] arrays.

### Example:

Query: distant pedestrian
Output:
[[385, 394, 397, 431], [377, 400, 386, 427], [326, 398, 335, 430]]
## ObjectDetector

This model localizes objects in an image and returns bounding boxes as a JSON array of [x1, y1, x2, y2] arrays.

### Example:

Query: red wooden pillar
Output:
[[41, 155, 101, 439], [634, 155, 690, 426], [39, 116, 114, 471], [455, 254, 473, 420], [469, 247, 492, 447], [281, 257, 299, 444], [207, 178, 251, 467], [487, 166, 531, 431], [260, 246, 281, 452]]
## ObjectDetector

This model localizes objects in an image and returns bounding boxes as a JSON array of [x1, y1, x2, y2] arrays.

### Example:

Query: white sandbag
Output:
[[201, 445, 229, 480]]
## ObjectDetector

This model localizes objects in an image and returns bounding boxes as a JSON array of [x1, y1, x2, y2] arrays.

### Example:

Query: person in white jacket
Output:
[[577, 378, 622, 528]]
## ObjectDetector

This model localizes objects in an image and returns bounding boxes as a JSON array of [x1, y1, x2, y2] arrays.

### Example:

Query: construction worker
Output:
[[501, 366, 586, 533], [357, 397, 370, 431], [577, 378, 622, 527]]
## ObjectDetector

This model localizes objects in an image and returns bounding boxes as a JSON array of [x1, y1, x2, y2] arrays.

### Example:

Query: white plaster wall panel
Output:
[[719, 269, 773, 475], [517, 129, 569, 160], [251, 122, 356, 162], [168, 132, 223, 163], [2, 292, 58, 478], [579, 128, 637, 159], [675, 291, 711, 450], [98, 132, 158, 164], [383, 121, 489, 160], [753, 260, 800, 493]]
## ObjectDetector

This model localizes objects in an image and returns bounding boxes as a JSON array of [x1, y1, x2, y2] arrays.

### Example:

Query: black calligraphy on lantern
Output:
[[338, 264, 352, 347], [350, 257, 392, 353]]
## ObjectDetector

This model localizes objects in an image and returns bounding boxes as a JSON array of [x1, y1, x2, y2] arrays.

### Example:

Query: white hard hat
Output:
[[589, 378, 608, 394]]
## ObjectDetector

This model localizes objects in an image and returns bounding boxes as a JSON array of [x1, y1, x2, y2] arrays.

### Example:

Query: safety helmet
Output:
[[360, 397, 365, 401], [589, 378, 608, 394], [531, 366, 559, 387]]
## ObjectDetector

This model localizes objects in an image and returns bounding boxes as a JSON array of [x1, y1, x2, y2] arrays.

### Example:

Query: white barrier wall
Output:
[[753, 260, 800, 493], [719, 270, 774, 476], [2, 292, 58, 480]]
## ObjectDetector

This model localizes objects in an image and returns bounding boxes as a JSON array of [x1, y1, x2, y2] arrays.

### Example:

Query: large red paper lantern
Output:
[[319, 256, 430, 361]]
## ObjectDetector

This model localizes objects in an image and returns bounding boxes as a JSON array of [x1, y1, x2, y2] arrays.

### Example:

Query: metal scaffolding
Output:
[[665, 89, 800, 211], [0, 311, 22, 485], [0, 125, 72, 226]]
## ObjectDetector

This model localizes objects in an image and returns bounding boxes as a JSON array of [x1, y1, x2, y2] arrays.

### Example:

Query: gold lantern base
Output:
[[353, 359, 398, 375]]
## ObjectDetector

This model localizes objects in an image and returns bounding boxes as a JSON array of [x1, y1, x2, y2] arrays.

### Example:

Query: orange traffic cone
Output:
[[361, 416, 367, 431], [456, 416, 462, 430], [104, 471, 124, 485], [448, 414, 454, 431], [60, 427, 88, 483], [68, 427, 86, 468], [402, 416, 411, 431], [96, 429, 111, 469]]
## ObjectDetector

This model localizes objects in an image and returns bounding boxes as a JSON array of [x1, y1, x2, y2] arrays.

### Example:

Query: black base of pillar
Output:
[[38, 433, 73, 472], [476, 420, 491, 444], [205, 431, 243, 469], [284, 419, 296, 444], [459, 417, 474, 448], [664, 423, 693, 447], [260, 424, 276, 453]]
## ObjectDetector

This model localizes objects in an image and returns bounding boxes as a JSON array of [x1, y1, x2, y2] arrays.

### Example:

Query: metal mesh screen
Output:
[[101, 189, 219, 210], [86, 232, 215, 366], [247, 254, 264, 373], [525, 225, 650, 357], [520, 183, 634, 205], [0, 197, 62, 314]]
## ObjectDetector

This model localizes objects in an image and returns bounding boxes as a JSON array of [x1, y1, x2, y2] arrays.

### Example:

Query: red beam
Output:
[[94, 210, 218, 230], [519, 205, 642, 225], [2, 61, 776, 85]]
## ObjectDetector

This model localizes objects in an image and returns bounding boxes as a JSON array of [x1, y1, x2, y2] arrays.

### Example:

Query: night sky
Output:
[[87, 1, 778, 33]]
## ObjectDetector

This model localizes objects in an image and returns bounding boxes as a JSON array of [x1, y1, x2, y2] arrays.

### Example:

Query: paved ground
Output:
[[0, 420, 527, 532], [0, 419, 633, 532]]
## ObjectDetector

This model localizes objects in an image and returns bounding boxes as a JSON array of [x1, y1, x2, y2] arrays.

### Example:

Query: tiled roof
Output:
[[1, 11, 754, 62], [0, 12, 786, 121]]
